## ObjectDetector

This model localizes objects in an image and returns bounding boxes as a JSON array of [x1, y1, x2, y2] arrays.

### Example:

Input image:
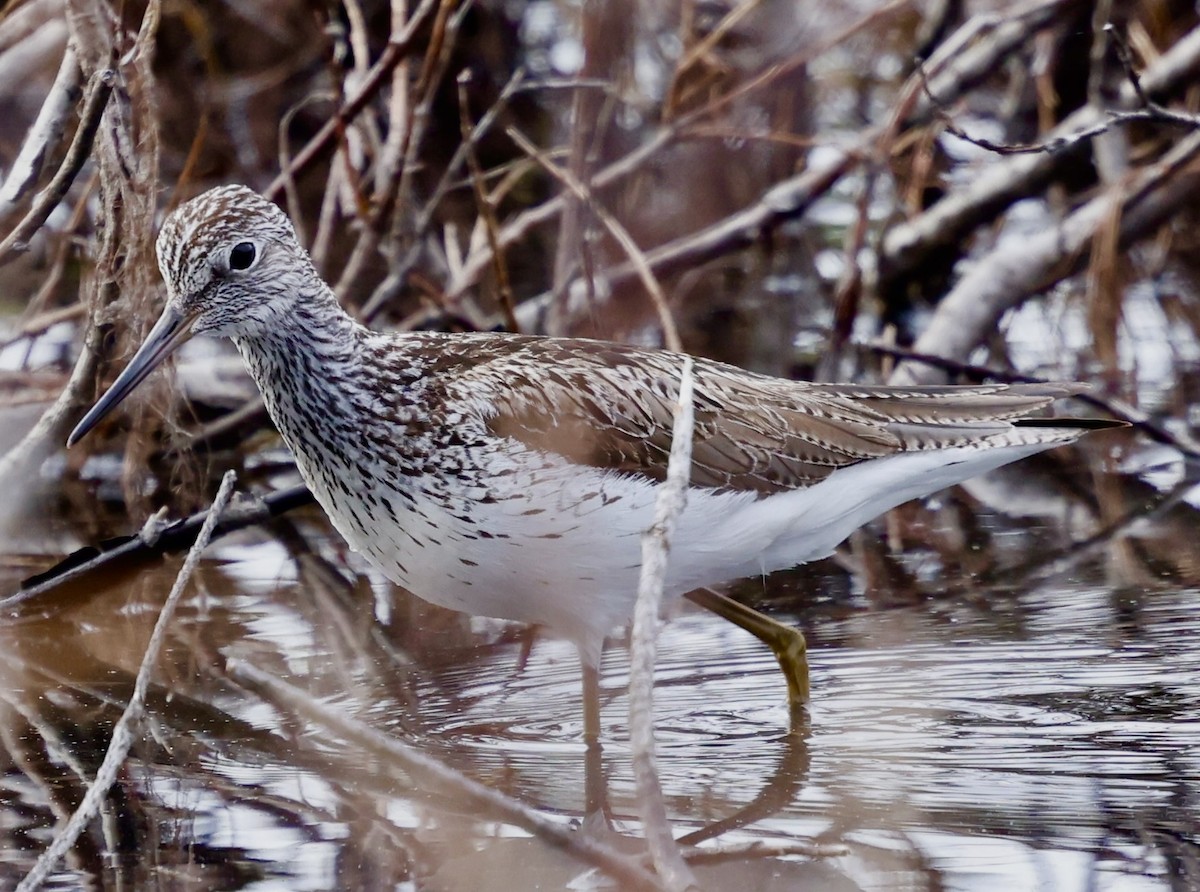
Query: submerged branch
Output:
[[1, 484, 314, 614], [15, 471, 237, 892]]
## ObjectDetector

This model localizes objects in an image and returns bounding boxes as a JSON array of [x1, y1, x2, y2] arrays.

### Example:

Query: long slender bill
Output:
[[67, 306, 196, 447]]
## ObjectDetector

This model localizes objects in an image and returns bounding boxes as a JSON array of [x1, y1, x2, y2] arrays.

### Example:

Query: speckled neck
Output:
[[231, 287, 374, 465]]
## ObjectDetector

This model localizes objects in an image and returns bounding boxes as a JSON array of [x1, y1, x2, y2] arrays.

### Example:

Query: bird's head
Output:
[[68, 185, 308, 446]]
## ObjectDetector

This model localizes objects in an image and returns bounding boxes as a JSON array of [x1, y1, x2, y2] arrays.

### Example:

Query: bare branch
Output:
[[890, 129, 1200, 385], [15, 471, 238, 892], [458, 69, 518, 332], [507, 126, 683, 351], [264, 0, 442, 200], [0, 66, 115, 266], [630, 358, 697, 892], [0, 45, 81, 213]]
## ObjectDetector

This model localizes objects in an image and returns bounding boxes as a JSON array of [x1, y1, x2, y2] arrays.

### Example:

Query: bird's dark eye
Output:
[[229, 242, 257, 271]]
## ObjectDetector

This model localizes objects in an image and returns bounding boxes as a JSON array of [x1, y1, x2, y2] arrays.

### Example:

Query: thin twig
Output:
[[506, 126, 682, 351], [457, 69, 518, 332], [276, 91, 339, 248], [630, 358, 697, 892], [372, 0, 412, 202], [360, 67, 529, 322], [386, 0, 472, 233], [263, 0, 440, 200], [664, 0, 763, 119], [333, 0, 468, 302], [16, 471, 238, 892]]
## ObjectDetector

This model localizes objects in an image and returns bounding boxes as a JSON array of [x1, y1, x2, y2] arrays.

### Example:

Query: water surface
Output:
[[1, 450, 1198, 891]]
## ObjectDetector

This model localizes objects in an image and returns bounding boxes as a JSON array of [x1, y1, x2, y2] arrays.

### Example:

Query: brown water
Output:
[[1, 448, 1199, 891]]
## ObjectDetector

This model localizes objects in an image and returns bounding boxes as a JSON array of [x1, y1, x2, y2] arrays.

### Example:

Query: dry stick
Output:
[[223, 660, 665, 892], [376, 0, 463, 234], [276, 92, 339, 249], [546, 3, 626, 329], [310, 138, 349, 273], [339, 0, 389, 199], [383, 0, 471, 255], [373, 0, 413, 201], [1085, 0, 1123, 184], [2, 484, 314, 611], [890, 128, 1200, 386], [457, 70, 519, 332], [359, 67, 530, 323], [667, 0, 762, 106], [342, 0, 375, 95], [0, 67, 115, 267], [263, 0, 440, 200], [629, 358, 697, 892], [333, 0, 466, 301], [16, 471, 238, 892], [0, 45, 81, 213], [506, 126, 683, 352], [882, 21, 1200, 281]]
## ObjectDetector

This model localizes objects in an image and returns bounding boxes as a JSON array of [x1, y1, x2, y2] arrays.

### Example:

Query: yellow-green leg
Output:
[[580, 661, 611, 820], [684, 588, 810, 717]]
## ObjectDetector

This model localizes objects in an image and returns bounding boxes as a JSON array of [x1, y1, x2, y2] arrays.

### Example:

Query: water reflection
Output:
[[1, 453, 1199, 890]]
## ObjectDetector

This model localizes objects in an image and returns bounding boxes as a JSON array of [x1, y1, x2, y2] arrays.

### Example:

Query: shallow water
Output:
[[1, 447, 1199, 891]]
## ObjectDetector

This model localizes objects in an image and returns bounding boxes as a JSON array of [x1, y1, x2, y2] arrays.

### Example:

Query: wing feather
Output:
[[425, 334, 1101, 495]]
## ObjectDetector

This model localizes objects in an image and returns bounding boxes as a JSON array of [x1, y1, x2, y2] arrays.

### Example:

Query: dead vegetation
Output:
[[3, 0, 1200, 889], [0, 0, 1196, 514]]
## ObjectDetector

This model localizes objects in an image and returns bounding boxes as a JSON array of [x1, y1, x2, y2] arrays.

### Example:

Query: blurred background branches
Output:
[[0, 0, 1197, 523]]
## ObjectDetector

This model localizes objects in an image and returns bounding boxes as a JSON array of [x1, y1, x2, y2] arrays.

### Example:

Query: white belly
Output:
[[298, 438, 1056, 667], [307, 453, 757, 664]]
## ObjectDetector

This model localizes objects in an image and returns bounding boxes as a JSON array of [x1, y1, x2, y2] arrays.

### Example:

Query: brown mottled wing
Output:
[[444, 336, 1088, 494], [446, 338, 876, 493]]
